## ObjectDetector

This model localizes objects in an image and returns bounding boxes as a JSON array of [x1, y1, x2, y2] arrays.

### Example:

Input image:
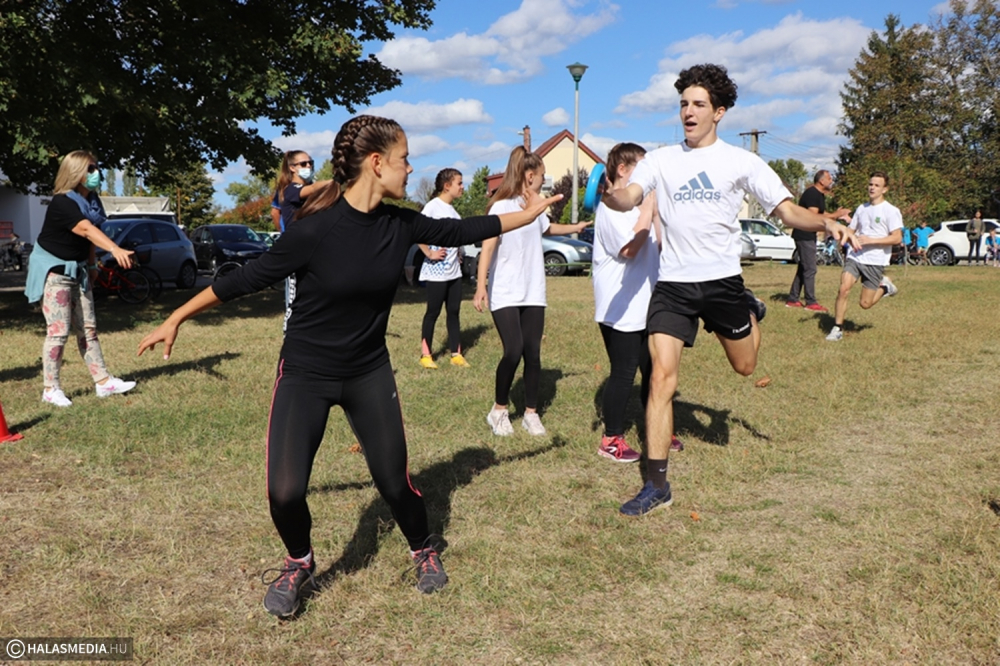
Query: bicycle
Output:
[[817, 237, 845, 266], [139, 265, 163, 300], [214, 260, 283, 290], [93, 260, 151, 304]]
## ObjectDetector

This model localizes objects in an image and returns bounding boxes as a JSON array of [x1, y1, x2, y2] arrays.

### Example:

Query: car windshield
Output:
[[101, 221, 130, 242], [213, 226, 260, 242]]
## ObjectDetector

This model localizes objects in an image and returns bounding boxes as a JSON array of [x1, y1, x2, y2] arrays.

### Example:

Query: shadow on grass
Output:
[[4, 414, 50, 436], [0, 359, 42, 383], [310, 438, 570, 591], [673, 399, 771, 446], [814, 313, 873, 336], [509, 368, 575, 418], [130, 352, 243, 382], [432, 323, 490, 358], [590, 377, 648, 442]]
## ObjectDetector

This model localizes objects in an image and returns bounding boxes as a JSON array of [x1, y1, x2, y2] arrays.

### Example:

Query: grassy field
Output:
[[1, 263, 999, 665]]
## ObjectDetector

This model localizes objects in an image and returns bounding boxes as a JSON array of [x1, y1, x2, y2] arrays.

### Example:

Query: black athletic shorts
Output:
[[646, 275, 751, 347]]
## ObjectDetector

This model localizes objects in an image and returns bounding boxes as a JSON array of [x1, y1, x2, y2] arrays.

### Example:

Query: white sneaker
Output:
[[880, 275, 898, 297], [521, 412, 547, 436], [96, 376, 136, 398], [825, 326, 843, 342], [486, 408, 514, 436], [42, 388, 73, 407]]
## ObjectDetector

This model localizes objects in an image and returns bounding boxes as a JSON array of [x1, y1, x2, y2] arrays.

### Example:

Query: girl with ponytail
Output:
[[139, 115, 561, 618], [474, 146, 590, 438]]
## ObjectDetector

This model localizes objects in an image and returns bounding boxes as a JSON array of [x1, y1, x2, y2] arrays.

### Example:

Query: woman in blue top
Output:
[[25, 151, 137, 407]]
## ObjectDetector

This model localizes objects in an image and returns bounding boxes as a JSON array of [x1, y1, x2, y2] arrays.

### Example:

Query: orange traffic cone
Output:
[[0, 399, 23, 443]]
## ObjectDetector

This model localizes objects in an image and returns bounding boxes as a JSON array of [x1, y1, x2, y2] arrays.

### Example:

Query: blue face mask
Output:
[[297, 168, 313, 181], [85, 170, 102, 191]]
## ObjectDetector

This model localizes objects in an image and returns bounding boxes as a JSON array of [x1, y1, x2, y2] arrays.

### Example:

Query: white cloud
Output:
[[271, 130, 338, 165], [363, 99, 493, 133], [459, 140, 515, 163], [376, 0, 619, 84], [581, 133, 661, 159], [543, 107, 570, 126], [408, 134, 451, 158]]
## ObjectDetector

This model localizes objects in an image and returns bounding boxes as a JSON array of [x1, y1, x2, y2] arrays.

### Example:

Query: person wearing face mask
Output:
[[274, 151, 332, 329], [24, 150, 137, 408], [474, 146, 590, 437]]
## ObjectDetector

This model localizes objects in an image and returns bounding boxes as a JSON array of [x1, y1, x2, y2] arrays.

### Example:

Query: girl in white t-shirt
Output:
[[418, 168, 470, 369], [474, 146, 590, 437], [592, 143, 674, 463]]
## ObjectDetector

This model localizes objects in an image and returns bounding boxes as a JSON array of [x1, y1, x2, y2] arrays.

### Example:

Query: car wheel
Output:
[[544, 252, 567, 277], [177, 261, 197, 289], [928, 245, 953, 266]]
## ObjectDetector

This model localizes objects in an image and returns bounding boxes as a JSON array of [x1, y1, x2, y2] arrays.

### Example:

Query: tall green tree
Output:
[[837, 15, 950, 223], [452, 166, 490, 219], [122, 165, 140, 197], [225, 173, 274, 208], [767, 159, 808, 199], [0, 0, 435, 192], [145, 163, 216, 229]]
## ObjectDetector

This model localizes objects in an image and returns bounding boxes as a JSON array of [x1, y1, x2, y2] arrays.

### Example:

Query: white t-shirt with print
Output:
[[418, 197, 463, 281], [629, 140, 792, 283], [592, 201, 658, 332], [846, 200, 903, 266], [486, 197, 550, 310]]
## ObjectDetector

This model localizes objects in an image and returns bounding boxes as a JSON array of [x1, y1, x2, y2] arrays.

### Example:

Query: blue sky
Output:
[[210, 0, 955, 207]]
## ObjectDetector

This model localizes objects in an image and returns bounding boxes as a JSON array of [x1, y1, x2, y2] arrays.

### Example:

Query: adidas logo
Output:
[[673, 171, 722, 202]]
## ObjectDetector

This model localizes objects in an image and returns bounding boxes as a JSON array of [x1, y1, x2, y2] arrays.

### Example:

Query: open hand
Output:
[[138, 321, 179, 360]]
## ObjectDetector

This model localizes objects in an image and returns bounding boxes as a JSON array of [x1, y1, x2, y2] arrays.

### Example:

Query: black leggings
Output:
[[599, 324, 650, 436], [421, 278, 462, 354], [266, 361, 429, 558], [491, 306, 545, 408]]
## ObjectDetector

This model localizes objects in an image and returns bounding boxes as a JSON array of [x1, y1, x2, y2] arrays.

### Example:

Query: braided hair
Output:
[[296, 115, 404, 220], [432, 168, 462, 198]]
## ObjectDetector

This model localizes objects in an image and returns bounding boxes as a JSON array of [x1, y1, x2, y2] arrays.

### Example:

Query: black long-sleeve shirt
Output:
[[213, 197, 500, 378]]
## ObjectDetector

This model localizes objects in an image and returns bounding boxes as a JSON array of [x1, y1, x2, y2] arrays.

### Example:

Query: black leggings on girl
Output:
[[598, 324, 650, 436], [266, 361, 429, 559], [491, 305, 545, 408], [421, 278, 462, 354]]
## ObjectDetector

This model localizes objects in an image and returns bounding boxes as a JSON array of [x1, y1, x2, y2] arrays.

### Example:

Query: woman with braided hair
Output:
[[138, 115, 561, 619]]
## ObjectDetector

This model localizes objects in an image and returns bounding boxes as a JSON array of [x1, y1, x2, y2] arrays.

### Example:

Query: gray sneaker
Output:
[[262, 553, 316, 618], [486, 408, 514, 436], [880, 275, 898, 297], [521, 412, 546, 436], [411, 546, 448, 593]]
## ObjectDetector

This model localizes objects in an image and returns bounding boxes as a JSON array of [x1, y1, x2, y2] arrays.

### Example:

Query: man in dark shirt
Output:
[[787, 170, 848, 312]]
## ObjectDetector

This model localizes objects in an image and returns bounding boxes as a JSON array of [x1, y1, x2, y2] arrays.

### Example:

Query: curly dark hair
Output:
[[674, 64, 738, 110]]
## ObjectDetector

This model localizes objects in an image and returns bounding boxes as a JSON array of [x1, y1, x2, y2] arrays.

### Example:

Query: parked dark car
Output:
[[99, 218, 198, 288], [188, 224, 269, 272]]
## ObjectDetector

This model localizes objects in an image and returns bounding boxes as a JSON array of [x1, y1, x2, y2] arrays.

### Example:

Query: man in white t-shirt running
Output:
[[826, 171, 903, 342], [604, 63, 858, 516]]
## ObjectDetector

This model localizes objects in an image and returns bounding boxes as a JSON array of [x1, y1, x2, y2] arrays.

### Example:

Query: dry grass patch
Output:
[[2, 265, 999, 663]]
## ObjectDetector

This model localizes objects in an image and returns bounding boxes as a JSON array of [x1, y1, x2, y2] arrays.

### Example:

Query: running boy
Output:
[[826, 172, 902, 342], [604, 63, 857, 516]]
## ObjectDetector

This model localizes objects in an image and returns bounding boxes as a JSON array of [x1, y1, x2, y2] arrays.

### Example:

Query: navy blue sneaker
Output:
[[619, 480, 673, 516], [745, 289, 766, 323]]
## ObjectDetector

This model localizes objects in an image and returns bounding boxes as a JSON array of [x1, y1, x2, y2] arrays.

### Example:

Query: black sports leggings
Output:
[[598, 324, 650, 436], [491, 306, 545, 408], [266, 361, 429, 558], [421, 278, 462, 354]]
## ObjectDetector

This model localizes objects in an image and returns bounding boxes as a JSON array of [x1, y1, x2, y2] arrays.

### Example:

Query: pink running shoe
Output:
[[670, 436, 684, 452], [598, 435, 641, 463]]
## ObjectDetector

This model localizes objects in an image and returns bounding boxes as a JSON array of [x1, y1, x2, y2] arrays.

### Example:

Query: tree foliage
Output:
[[452, 166, 490, 218], [145, 163, 217, 229], [550, 168, 589, 224], [225, 173, 274, 208], [0, 0, 435, 192], [767, 159, 808, 200], [837, 6, 1000, 222]]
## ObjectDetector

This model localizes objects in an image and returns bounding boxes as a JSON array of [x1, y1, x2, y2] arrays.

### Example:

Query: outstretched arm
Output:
[[773, 199, 861, 251], [496, 192, 563, 233], [137, 286, 222, 359]]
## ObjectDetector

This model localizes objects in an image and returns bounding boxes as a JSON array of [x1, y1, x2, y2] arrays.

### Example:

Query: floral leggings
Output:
[[42, 272, 109, 390]]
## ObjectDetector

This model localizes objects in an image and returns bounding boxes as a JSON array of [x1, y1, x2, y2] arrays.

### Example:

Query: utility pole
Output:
[[740, 129, 767, 219]]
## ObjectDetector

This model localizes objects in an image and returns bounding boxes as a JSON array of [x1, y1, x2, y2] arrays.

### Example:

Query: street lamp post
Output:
[[567, 62, 588, 227]]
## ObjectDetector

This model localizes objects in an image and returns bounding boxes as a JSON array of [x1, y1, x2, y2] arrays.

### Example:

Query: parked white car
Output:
[[740, 218, 798, 262], [925, 219, 1000, 266]]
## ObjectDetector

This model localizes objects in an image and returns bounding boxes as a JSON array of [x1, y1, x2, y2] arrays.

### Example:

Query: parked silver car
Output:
[[99, 218, 198, 288]]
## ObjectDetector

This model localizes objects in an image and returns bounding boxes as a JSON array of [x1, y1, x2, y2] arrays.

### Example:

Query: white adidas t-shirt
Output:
[[846, 200, 903, 266], [418, 197, 463, 282], [592, 201, 659, 332], [486, 197, 550, 310], [629, 140, 792, 283]]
